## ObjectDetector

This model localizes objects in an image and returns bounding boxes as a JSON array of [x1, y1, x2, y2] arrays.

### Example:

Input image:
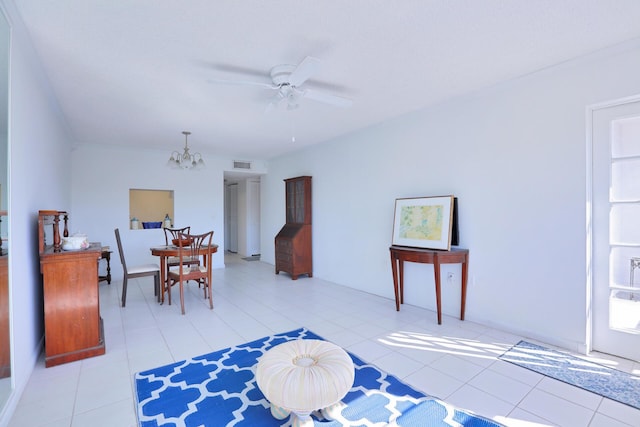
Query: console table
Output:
[[99, 248, 112, 284], [389, 245, 469, 324]]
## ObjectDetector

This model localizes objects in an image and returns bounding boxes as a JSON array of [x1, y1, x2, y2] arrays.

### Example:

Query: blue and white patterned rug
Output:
[[134, 327, 503, 426], [499, 340, 640, 410]]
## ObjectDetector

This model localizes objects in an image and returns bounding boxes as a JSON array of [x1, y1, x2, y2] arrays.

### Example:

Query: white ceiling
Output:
[[13, 1, 640, 160]]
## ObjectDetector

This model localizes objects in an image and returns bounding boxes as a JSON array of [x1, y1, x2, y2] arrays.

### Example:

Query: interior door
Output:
[[591, 98, 640, 361], [225, 183, 238, 253], [246, 180, 261, 256]]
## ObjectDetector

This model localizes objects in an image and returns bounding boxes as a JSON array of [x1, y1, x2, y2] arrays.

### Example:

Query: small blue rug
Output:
[[499, 340, 640, 410], [135, 327, 503, 426]]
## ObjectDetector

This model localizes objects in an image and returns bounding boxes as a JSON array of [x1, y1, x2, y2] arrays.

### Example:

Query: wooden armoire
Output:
[[275, 176, 312, 280]]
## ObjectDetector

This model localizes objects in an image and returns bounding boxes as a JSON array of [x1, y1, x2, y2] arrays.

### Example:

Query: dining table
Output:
[[150, 244, 219, 303]]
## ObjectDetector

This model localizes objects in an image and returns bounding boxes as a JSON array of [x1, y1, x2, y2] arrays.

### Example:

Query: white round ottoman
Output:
[[255, 339, 355, 427]]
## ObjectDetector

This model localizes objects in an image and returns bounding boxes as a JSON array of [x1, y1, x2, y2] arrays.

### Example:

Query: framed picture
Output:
[[392, 195, 455, 250]]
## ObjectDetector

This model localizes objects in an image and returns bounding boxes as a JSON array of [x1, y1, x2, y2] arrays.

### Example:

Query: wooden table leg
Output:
[[460, 253, 468, 321], [399, 259, 405, 305], [105, 252, 111, 284], [433, 258, 442, 325], [390, 252, 400, 311], [207, 252, 213, 309], [160, 255, 167, 304]]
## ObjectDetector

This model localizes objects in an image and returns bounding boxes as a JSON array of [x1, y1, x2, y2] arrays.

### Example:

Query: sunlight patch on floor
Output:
[[494, 415, 553, 426], [377, 330, 510, 361]]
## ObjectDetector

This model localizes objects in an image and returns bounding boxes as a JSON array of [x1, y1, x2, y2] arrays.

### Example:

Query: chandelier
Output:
[[167, 131, 205, 170]]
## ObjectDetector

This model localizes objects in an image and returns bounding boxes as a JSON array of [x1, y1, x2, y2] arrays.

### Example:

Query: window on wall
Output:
[[129, 189, 174, 230]]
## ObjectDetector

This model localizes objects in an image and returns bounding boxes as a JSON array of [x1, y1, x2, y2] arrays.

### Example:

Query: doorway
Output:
[[225, 182, 238, 253], [589, 96, 640, 362], [224, 173, 262, 258]]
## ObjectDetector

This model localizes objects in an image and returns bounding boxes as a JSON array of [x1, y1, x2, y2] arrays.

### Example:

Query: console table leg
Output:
[[399, 260, 405, 305], [460, 255, 468, 321], [390, 253, 400, 311], [433, 261, 442, 325]]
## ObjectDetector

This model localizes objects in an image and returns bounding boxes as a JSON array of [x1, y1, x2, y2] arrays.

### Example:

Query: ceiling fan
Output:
[[208, 56, 353, 113]]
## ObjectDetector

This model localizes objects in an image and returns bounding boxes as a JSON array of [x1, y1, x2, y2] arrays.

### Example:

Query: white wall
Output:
[[0, 0, 73, 424], [69, 144, 231, 280], [262, 39, 640, 353]]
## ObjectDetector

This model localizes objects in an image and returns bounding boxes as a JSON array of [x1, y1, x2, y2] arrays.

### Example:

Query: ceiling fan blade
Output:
[[302, 88, 353, 108], [207, 78, 276, 89], [208, 62, 271, 79], [288, 56, 321, 87]]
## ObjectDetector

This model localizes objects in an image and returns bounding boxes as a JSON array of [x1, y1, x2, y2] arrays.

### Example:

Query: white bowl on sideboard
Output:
[[62, 234, 89, 251]]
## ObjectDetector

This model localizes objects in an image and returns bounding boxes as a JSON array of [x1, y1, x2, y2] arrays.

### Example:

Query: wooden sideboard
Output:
[[0, 209, 8, 378], [0, 254, 9, 378], [39, 210, 105, 367]]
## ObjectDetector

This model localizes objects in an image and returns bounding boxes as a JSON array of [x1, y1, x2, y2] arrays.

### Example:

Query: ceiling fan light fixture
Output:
[[209, 56, 352, 112], [167, 131, 205, 170]]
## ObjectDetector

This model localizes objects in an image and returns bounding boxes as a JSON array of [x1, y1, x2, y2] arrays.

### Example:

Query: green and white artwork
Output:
[[392, 196, 454, 250]]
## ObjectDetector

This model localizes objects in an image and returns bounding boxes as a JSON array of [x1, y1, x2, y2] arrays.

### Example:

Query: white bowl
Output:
[[62, 235, 89, 250]]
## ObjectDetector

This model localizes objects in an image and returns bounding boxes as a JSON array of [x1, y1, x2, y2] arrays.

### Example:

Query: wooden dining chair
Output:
[[163, 226, 200, 292], [114, 228, 161, 307], [164, 226, 190, 246], [166, 230, 214, 314]]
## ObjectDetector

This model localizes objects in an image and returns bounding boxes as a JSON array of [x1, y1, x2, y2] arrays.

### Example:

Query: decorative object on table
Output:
[[130, 217, 139, 230], [392, 195, 455, 250], [142, 221, 162, 229], [500, 340, 640, 410], [165, 230, 214, 314], [275, 176, 312, 280], [114, 228, 160, 307], [255, 339, 354, 426], [163, 213, 172, 228], [61, 233, 89, 251], [164, 226, 191, 247], [171, 237, 193, 247], [134, 327, 504, 427], [167, 131, 205, 170]]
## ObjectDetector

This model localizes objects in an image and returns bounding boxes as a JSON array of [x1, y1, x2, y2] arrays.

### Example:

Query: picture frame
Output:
[[392, 195, 455, 250]]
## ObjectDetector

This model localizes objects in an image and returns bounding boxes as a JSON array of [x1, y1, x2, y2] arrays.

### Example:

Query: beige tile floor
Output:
[[7, 253, 640, 427]]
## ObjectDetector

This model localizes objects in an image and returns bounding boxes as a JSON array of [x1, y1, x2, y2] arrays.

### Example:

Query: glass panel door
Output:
[[591, 100, 640, 361]]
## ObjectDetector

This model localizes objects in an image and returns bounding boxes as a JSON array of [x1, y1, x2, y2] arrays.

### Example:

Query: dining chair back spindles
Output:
[[114, 228, 161, 307], [164, 226, 190, 246], [162, 226, 200, 302], [166, 230, 214, 314]]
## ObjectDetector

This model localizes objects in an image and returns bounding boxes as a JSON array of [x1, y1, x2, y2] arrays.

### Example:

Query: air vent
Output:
[[233, 160, 252, 170]]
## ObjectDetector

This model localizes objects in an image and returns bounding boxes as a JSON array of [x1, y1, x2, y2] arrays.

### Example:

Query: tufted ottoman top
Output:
[[255, 339, 355, 414]]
